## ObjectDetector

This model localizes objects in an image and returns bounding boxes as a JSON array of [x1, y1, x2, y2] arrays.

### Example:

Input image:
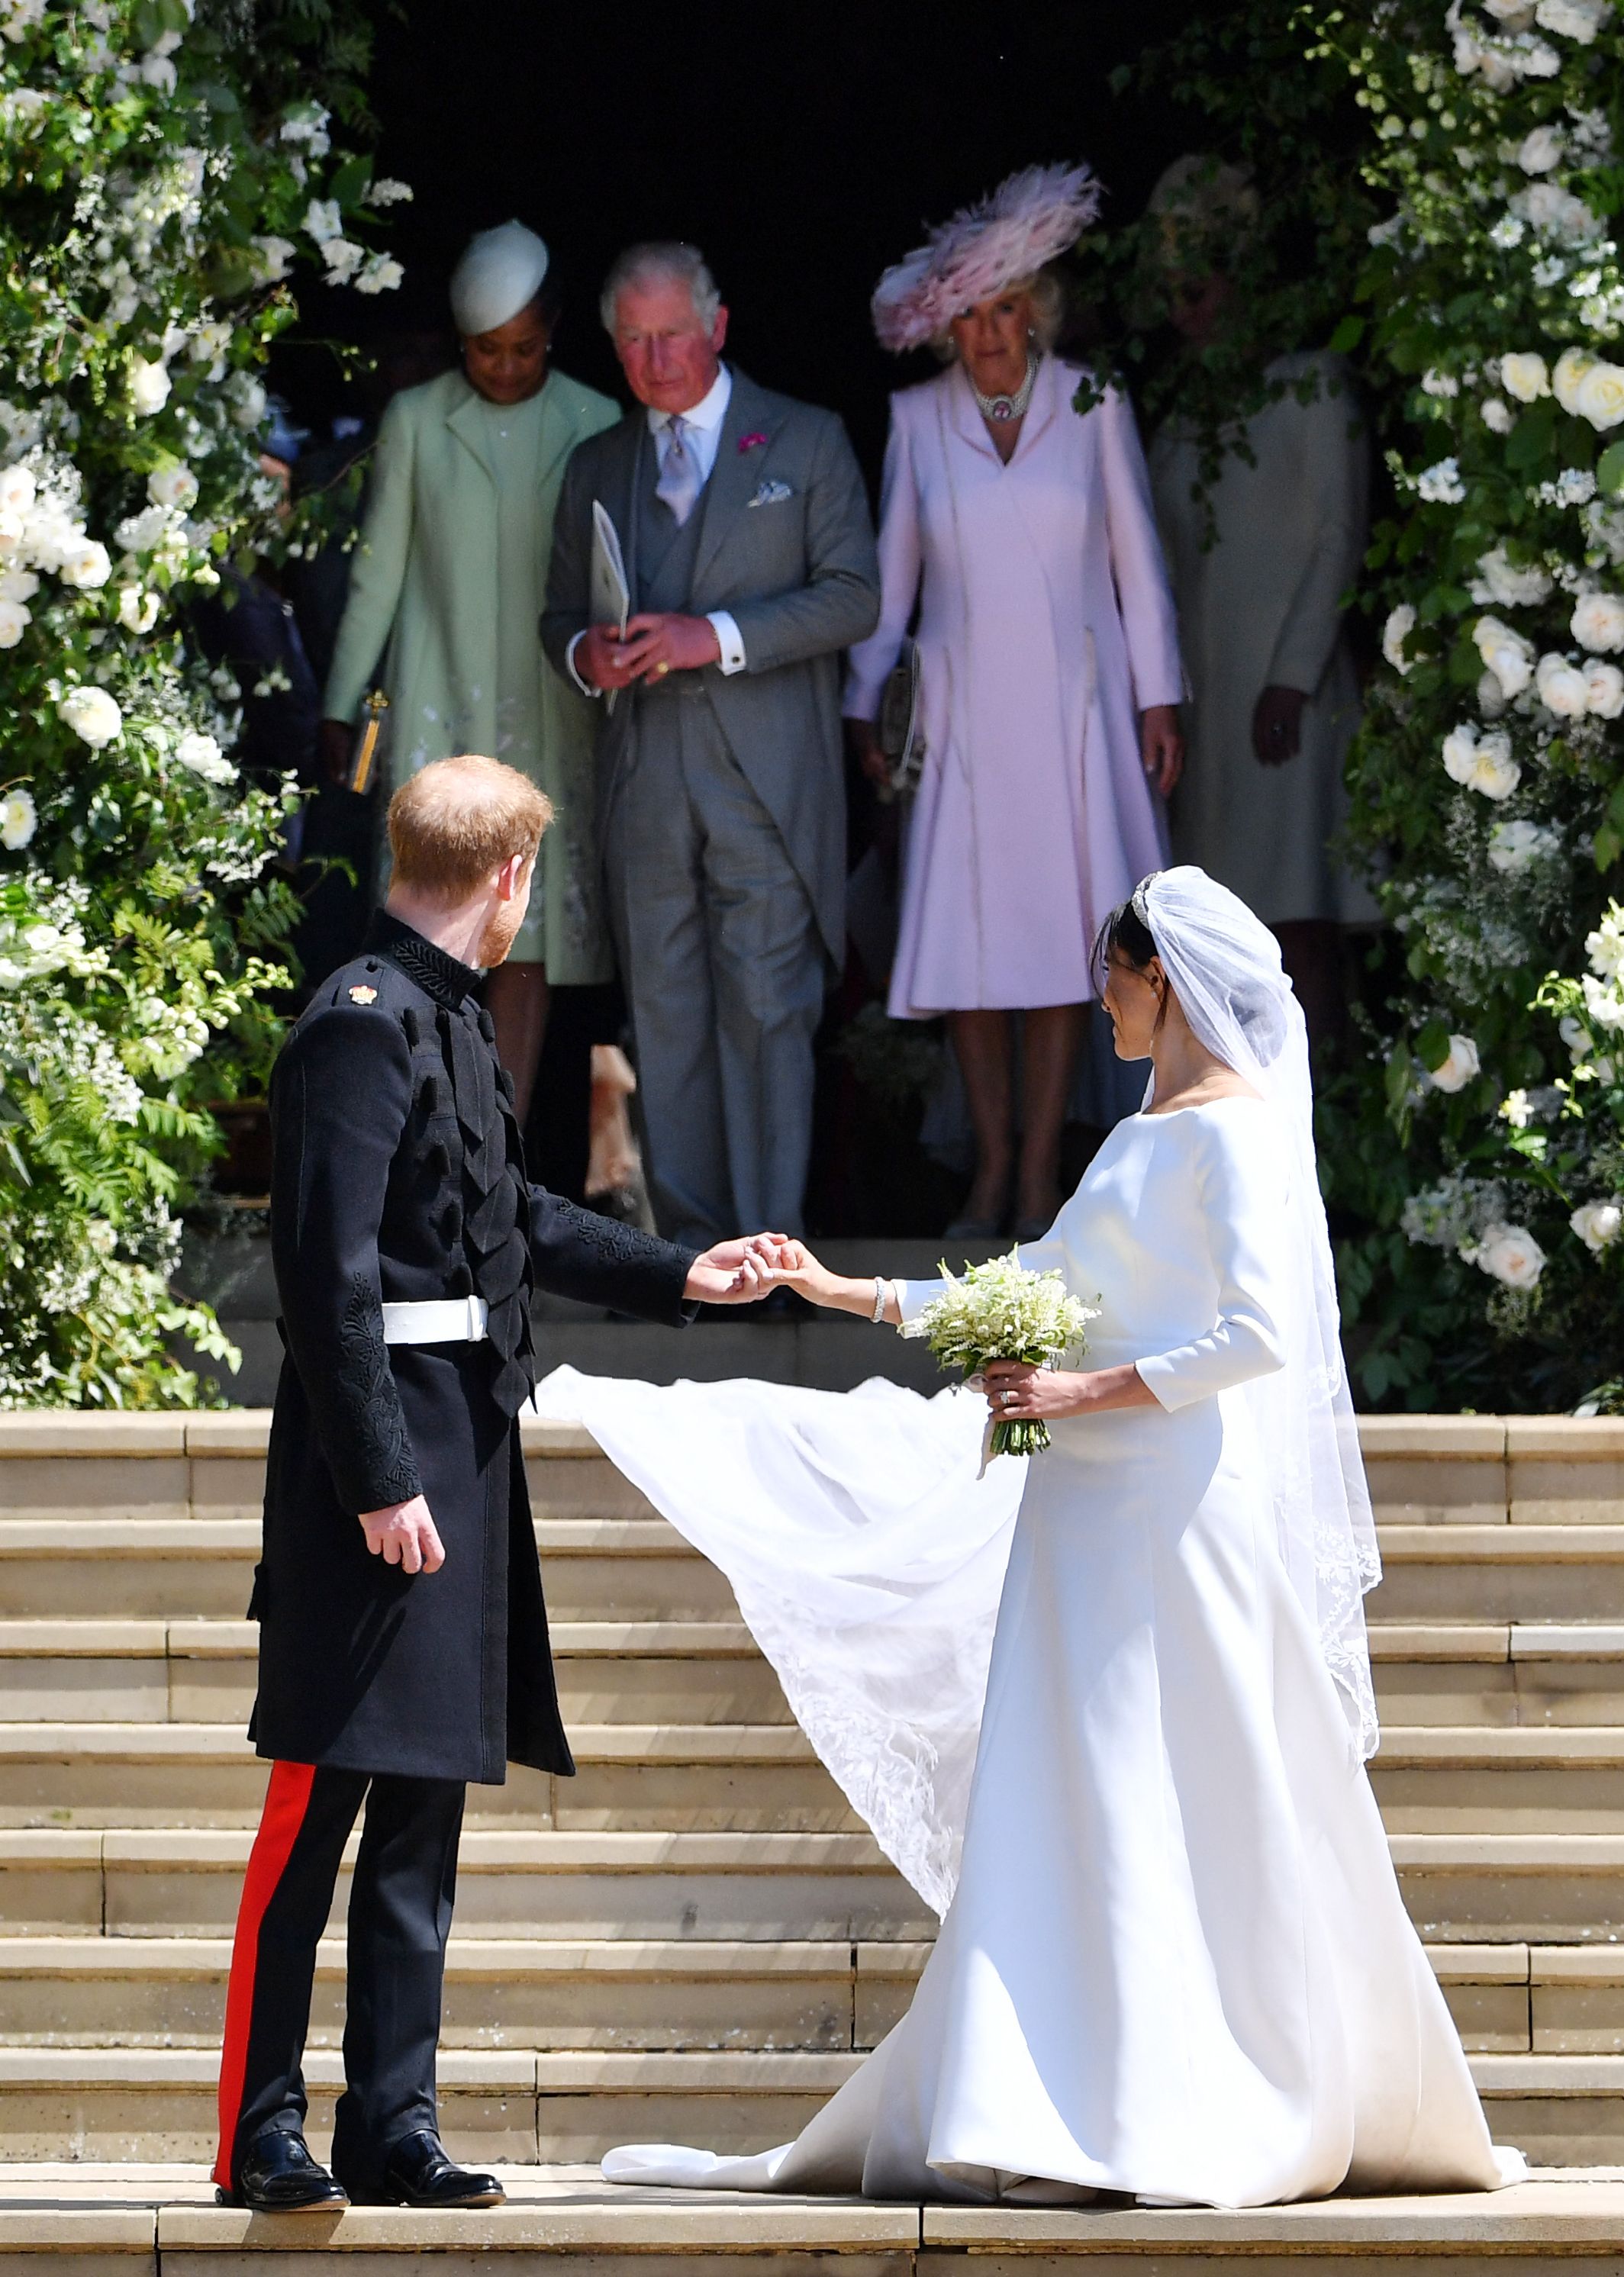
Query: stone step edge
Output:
[[9, 1828, 1624, 1870], [0, 1933, 1537, 1985], [0, 2046, 1603, 2096], [13, 1723, 1624, 1770]]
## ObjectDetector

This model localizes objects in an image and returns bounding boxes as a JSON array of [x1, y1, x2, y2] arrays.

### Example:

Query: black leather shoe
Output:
[[377, 2129, 504, 2208], [218, 2125, 349, 2211]]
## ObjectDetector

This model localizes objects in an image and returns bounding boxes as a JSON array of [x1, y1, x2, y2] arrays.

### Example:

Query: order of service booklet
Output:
[[590, 500, 630, 717]]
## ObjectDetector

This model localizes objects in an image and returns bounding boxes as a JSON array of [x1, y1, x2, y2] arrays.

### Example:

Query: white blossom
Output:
[[1473, 546, 1553, 606], [0, 787, 36, 849], [1383, 603, 1416, 674], [1474, 614, 1536, 697], [1587, 907, 1624, 981], [173, 731, 234, 785], [1464, 1222, 1546, 1287], [1427, 1032, 1483, 1092], [302, 198, 343, 246], [0, 464, 35, 520], [128, 356, 170, 416], [1517, 124, 1565, 172], [227, 375, 266, 431], [1417, 456, 1467, 503], [1585, 659, 1624, 714], [1423, 368, 1461, 397], [0, 566, 36, 604], [1500, 1087, 1535, 1128], [0, 597, 27, 647], [1500, 350, 1550, 401], [1490, 214, 1529, 248], [1554, 345, 1597, 413], [366, 177, 413, 205], [112, 504, 173, 556], [1571, 1197, 1624, 1251], [253, 235, 296, 282], [1571, 590, 1624, 651], [1535, 0, 1610, 37], [0, 0, 45, 41], [1575, 360, 1624, 430], [1487, 817, 1559, 871], [57, 536, 111, 589], [355, 255, 404, 295], [1514, 182, 1601, 242], [0, 88, 47, 134], [147, 463, 198, 510], [115, 585, 160, 634], [56, 686, 123, 749], [320, 237, 366, 284], [1478, 668, 1510, 717], [1482, 397, 1516, 433], [1536, 650, 1593, 715], [1443, 720, 1522, 800], [1582, 970, 1624, 1028]]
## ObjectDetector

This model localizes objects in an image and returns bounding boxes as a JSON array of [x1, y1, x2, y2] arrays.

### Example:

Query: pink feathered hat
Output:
[[871, 161, 1102, 354]]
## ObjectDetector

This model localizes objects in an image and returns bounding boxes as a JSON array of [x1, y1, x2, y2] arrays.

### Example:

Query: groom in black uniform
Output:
[[214, 754, 779, 2212]]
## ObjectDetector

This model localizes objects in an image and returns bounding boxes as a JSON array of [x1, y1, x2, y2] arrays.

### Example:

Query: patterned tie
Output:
[[656, 414, 701, 527]]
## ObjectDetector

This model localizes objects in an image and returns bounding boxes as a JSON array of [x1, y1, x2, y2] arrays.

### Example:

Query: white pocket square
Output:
[[747, 478, 794, 507]]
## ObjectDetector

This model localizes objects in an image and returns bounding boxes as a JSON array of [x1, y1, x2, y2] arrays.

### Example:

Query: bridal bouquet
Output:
[[902, 1249, 1100, 1458]]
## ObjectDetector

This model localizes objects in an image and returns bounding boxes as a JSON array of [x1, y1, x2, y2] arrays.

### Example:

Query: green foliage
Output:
[[0, 0, 401, 1405], [1084, 0, 1624, 1410]]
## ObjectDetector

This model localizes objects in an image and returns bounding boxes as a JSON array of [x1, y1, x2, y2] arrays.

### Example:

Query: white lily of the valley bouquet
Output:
[[901, 1248, 1100, 1458]]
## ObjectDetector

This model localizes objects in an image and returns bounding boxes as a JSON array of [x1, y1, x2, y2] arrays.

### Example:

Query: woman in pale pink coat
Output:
[[846, 166, 1184, 1238]]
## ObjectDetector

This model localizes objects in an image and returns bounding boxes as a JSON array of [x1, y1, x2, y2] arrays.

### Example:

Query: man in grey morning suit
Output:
[[541, 242, 879, 1244]]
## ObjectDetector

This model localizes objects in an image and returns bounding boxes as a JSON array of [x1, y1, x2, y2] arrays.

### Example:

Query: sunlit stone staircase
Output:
[[5, 1406, 1624, 2271]]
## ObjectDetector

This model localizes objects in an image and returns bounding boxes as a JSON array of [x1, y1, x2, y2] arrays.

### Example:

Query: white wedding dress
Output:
[[543, 1095, 1518, 2208]]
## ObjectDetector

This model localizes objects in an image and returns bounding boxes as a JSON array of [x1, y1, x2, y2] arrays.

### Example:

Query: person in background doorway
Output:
[[844, 165, 1184, 1242], [321, 221, 618, 1122], [542, 242, 879, 1250], [1146, 156, 1376, 1052]]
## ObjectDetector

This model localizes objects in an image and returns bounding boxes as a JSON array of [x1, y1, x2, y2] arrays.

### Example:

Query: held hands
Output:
[[684, 1233, 794, 1305], [578, 613, 722, 691], [1139, 704, 1185, 797], [359, 1493, 446, 1575]]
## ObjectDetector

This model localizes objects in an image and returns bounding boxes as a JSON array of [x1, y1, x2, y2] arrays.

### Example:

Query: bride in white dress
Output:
[[547, 868, 1517, 2208]]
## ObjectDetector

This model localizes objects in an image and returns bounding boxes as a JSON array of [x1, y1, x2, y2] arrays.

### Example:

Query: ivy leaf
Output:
[[1505, 398, 1558, 471], [1597, 821, 1623, 871], [327, 155, 372, 210], [1328, 314, 1365, 353], [1416, 1019, 1452, 1072], [1599, 442, 1624, 495]]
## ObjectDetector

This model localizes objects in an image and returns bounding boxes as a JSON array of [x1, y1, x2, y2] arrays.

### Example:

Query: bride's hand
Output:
[[981, 1359, 1090, 1421], [765, 1239, 844, 1307]]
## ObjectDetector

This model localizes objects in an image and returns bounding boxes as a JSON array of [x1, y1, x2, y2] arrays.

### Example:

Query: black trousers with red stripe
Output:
[[214, 1761, 466, 2191]]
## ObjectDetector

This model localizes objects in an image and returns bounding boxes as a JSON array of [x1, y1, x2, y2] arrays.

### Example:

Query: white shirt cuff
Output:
[[565, 629, 601, 700], [707, 610, 746, 675]]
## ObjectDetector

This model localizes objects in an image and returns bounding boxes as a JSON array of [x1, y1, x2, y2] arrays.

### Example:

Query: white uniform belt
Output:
[[380, 1296, 488, 1345]]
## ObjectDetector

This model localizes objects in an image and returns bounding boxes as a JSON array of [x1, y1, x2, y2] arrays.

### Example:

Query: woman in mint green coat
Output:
[[322, 222, 619, 1119]]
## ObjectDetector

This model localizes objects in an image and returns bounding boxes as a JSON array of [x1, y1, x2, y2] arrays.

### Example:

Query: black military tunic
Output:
[[252, 912, 696, 1784]]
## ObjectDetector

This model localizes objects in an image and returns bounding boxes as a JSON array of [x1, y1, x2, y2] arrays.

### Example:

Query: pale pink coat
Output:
[[844, 358, 1182, 1017]]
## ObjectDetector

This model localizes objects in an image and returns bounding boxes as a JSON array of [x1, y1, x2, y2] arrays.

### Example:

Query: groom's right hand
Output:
[[359, 1495, 445, 1575]]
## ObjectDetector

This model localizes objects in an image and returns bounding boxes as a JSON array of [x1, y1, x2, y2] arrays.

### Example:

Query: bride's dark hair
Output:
[[1091, 896, 1158, 989]]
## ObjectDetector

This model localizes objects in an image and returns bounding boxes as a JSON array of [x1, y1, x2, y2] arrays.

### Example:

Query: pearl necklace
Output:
[[969, 353, 1039, 424]]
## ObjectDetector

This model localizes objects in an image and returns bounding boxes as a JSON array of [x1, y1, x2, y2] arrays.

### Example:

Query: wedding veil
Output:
[[1136, 865, 1381, 1757]]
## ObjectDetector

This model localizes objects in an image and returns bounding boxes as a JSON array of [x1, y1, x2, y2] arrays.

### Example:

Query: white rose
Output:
[[0, 463, 34, 519], [303, 198, 342, 245], [228, 377, 266, 432], [1518, 124, 1566, 172], [1474, 546, 1552, 607], [1500, 352, 1552, 407], [1428, 1033, 1482, 1092], [1478, 668, 1510, 718], [1442, 724, 1483, 784], [355, 255, 404, 296], [1485, 0, 1535, 20], [1586, 659, 1624, 716], [128, 356, 170, 416], [0, 598, 27, 648], [1468, 1222, 1547, 1289], [1482, 397, 1516, 434], [253, 235, 296, 282], [56, 684, 123, 748], [1575, 361, 1624, 431], [146, 463, 198, 510], [116, 585, 160, 633], [1383, 604, 1416, 674], [1442, 722, 1522, 799], [1536, 650, 1593, 715], [114, 504, 172, 556], [1571, 591, 1624, 651], [1554, 346, 1596, 414], [173, 730, 234, 784], [0, 787, 36, 849], [1487, 816, 1558, 871], [1571, 1198, 1624, 1252], [1536, 0, 1610, 37], [57, 536, 111, 589], [0, 566, 37, 604], [1474, 614, 1535, 696]]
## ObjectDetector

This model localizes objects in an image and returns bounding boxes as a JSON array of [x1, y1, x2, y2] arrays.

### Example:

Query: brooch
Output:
[[737, 430, 768, 453], [348, 984, 378, 1004]]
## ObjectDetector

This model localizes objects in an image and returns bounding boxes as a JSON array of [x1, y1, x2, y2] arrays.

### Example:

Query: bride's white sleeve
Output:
[[1134, 1117, 1290, 1409]]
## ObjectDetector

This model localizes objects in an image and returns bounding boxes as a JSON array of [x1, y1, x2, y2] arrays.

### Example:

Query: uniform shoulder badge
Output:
[[348, 984, 379, 1005]]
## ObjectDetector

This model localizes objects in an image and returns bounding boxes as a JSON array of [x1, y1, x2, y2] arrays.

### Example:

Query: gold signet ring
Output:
[[656, 660, 672, 677]]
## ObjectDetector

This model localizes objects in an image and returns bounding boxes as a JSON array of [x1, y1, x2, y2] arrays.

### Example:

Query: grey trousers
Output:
[[603, 692, 824, 1244]]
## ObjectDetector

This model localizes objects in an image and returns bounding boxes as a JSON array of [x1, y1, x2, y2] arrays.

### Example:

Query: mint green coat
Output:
[[324, 366, 620, 982]]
